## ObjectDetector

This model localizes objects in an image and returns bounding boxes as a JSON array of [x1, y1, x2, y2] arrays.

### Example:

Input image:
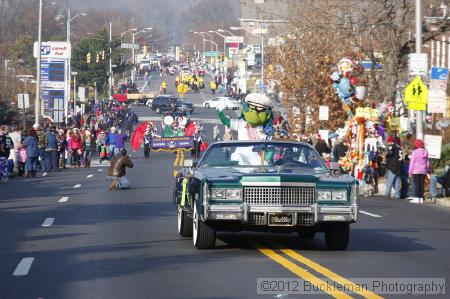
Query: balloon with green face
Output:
[[241, 105, 272, 127]]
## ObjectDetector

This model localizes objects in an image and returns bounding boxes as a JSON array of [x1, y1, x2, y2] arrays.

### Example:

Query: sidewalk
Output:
[[376, 179, 450, 207]]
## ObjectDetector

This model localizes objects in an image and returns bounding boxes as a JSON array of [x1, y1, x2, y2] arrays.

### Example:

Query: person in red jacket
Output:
[[69, 128, 83, 168]]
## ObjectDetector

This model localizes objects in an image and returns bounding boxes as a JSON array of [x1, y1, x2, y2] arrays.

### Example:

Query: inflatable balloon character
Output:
[[330, 57, 366, 116]]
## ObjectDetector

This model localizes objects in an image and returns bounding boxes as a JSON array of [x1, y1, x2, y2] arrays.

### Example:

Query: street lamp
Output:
[[120, 28, 137, 64], [121, 28, 138, 38], [71, 71, 78, 115], [230, 26, 259, 37], [204, 39, 218, 51], [132, 27, 152, 82], [190, 31, 210, 57], [209, 30, 226, 52], [67, 9, 86, 120], [231, 26, 264, 85], [218, 29, 235, 36]]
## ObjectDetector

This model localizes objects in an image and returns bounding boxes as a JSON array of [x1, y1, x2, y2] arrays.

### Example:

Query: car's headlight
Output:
[[317, 190, 332, 201], [350, 184, 359, 204], [332, 190, 347, 201], [317, 190, 347, 201], [211, 188, 242, 200]]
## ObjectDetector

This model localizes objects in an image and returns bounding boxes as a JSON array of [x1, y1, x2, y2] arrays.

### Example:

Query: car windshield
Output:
[[199, 142, 327, 172]]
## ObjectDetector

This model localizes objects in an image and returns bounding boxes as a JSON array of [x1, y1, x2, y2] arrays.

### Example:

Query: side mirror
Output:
[[184, 159, 197, 168]]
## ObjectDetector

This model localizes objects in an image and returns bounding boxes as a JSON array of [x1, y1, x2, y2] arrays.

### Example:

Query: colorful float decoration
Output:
[[330, 57, 366, 117]]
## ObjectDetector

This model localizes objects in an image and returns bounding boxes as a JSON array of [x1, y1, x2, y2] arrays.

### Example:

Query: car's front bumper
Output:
[[205, 203, 358, 225]]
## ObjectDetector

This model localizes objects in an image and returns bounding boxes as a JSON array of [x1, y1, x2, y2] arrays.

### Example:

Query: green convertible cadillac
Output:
[[173, 140, 359, 250]]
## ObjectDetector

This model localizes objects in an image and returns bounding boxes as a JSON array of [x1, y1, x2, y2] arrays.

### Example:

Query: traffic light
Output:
[[86, 52, 91, 64], [221, 52, 225, 61], [96, 53, 100, 63], [101, 50, 105, 60]]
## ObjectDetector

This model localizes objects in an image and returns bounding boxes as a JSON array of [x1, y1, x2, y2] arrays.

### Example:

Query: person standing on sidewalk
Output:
[[33, 124, 48, 177], [408, 139, 430, 204], [56, 129, 67, 169], [8, 125, 22, 173], [384, 136, 403, 199], [45, 126, 58, 172], [22, 128, 39, 177]]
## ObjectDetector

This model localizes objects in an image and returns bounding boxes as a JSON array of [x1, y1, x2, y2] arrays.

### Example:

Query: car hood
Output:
[[196, 167, 355, 185]]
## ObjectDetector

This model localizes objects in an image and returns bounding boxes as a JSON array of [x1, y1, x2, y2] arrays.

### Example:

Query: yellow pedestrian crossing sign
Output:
[[404, 76, 428, 111]]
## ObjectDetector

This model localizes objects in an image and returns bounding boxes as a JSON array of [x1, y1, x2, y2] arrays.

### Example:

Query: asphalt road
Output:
[[1, 73, 450, 298]]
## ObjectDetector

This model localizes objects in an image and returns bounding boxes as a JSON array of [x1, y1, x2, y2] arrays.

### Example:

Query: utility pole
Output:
[[72, 72, 77, 114], [67, 9, 71, 120], [109, 21, 113, 100], [35, 0, 43, 124], [415, 0, 424, 140]]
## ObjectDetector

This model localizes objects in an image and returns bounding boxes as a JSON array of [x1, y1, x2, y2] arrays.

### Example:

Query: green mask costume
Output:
[[241, 107, 272, 127]]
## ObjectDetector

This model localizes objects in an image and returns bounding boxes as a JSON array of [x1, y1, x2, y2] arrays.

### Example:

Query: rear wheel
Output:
[[193, 199, 215, 249], [177, 205, 193, 237], [205, 103, 210, 109], [155, 107, 161, 114], [325, 223, 349, 250]]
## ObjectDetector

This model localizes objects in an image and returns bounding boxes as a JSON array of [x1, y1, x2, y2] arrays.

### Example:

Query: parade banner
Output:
[[151, 136, 194, 149]]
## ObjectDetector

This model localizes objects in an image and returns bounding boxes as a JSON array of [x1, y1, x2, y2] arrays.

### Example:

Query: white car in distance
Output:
[[203, 97, 241, 110]]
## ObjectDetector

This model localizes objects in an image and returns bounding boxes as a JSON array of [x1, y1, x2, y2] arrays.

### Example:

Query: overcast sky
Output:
[[67, 0, 199, 14]]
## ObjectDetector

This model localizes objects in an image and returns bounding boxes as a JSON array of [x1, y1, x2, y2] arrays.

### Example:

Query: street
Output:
[[0, 73, 449, 298]]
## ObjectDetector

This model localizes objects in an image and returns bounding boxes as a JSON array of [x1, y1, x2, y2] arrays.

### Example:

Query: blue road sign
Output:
[[430, 67, 449, 81]]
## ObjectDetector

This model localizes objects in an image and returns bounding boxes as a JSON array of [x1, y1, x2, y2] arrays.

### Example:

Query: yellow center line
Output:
[[255, 245, 354, 299], [281, 249, 384, 299]]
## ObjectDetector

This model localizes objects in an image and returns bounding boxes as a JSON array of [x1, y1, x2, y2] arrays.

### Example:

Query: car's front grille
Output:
[[297, 213, 314, 225], [244, 186, 315, 206], [248, 212, 266, 225]]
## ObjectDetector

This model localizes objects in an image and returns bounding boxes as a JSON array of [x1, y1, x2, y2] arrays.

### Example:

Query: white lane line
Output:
[[58, 196, 69, 203], [13, 257, 34, 276], [360, 210, 382, 218], [41, 218, 55, 227], [86, 174, 94, 178], [73, 184, 81, 189], [98, 169, 103, 172]]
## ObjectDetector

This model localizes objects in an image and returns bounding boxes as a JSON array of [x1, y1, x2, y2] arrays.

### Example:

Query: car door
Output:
[[210, 98, 220, 108]]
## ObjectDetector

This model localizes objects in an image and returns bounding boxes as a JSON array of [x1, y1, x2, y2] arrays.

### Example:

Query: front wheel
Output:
[[177, 205, 193, 237], [325, 222, 349, 250], [155, 107, 161, 114], [193, 200, 215, 249], [204, 103, 210, 109]]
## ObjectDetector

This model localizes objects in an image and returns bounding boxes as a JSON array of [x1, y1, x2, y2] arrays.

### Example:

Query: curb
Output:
[[435, 198, 450, 208]]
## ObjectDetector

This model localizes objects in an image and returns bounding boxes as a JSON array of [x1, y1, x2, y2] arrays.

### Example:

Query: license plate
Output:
[[268, 213, 294, 226]]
